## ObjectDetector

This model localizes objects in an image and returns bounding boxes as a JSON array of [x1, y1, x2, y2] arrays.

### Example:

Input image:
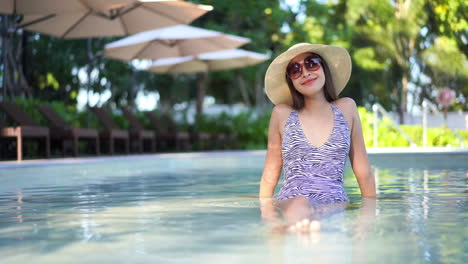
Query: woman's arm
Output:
[[259, 105, 285, 198], [346, 99, 376, 197], [259, 105, 286, 221]]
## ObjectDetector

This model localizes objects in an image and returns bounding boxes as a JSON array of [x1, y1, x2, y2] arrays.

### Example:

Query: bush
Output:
[[358, 106, 467, 147]]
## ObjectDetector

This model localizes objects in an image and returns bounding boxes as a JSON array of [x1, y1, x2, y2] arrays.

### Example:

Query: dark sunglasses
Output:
[[286, 56, 322, 79]]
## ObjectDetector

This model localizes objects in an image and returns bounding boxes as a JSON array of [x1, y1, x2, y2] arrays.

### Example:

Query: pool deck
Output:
[[0, 147, 467, 169]]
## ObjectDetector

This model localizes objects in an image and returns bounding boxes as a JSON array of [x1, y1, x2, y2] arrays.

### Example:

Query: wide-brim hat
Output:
[[265, 43, 352, 106]]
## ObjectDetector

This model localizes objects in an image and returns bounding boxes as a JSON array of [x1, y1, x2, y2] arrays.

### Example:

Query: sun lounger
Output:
[[36, 105, 100, 156], [90, 107, 129, 155], [0, 102, 50, 161], [121, 107, 156, 153], [144, 111, 190, 151]]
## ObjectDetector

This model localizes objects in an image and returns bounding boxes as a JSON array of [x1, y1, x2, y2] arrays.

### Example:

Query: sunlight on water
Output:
[[0, 152, 466, 264]]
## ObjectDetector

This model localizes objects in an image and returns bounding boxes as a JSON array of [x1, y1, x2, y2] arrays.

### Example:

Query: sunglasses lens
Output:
[[304, 57, 321, 71], [287, 63, 302, 79]]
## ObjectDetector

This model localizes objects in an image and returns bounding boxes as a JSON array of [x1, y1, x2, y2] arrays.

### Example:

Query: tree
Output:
[[346, 0, 429, 123], [0, 15, 31, 100]]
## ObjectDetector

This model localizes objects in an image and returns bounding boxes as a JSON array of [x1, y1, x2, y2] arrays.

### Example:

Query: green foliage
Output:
[[357, 106, 467, 147], [455, 130, 468, 146], [186, 110, 270, 150], [231, 110, 270, 149], [358, 107, 375, 146], [353, 48, 388, 71], [11, 98, 49, 126], [422, 36, 468, 77]]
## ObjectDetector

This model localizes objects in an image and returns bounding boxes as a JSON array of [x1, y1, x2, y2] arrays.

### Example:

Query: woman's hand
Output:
[[259, 198, 280, 223]]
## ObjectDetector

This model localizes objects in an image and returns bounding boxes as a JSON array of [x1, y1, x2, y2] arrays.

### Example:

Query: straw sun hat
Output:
[[264, 43, 352, 106]]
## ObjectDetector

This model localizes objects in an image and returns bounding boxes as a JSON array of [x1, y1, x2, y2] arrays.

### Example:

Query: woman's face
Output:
[[287, 52, 325, 97]]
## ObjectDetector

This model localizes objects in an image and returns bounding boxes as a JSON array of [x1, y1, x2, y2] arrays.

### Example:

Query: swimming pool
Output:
[[0, 150, 466, 263]]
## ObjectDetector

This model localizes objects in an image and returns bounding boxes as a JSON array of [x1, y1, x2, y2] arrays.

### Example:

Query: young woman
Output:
[[259, 43, 376, 232]]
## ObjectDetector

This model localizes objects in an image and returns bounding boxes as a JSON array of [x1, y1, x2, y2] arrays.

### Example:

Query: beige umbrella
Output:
[[12, 0, 212, 39], [104, 25, 250, 61], [0, 0, 84, 14], [147, 49, 270, 73]]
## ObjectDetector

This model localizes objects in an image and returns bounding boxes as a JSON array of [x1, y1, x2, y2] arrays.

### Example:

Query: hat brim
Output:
[[265, 43, 352, 106]]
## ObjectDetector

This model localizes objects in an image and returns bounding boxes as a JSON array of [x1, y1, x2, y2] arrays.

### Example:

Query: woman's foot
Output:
[[288, 218, 321, 233]]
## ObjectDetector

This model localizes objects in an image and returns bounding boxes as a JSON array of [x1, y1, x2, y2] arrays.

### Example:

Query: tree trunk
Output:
[[0, 34, 4, 101], [255, 65, 265, 109], [128, 68, 137, 108], [158, 75, 176, 113], [16, 31, 31, 98], [236, 71, 250, 106], [196, 72, 208, 116], [399, 72, 408, 124], [0, 15, 31, 100]]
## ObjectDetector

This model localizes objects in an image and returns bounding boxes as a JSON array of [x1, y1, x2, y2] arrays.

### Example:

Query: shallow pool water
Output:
[[0, 151, 466, 264]]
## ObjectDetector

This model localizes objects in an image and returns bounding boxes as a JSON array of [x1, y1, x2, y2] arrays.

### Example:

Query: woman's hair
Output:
[[285, 53, 337, 110]]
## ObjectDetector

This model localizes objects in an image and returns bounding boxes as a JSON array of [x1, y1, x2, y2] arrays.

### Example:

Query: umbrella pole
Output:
[[196, 72, 208, 116], [1, 27, 5, 102], [86, 38, 93, 128], [0, 15, 7, 102]]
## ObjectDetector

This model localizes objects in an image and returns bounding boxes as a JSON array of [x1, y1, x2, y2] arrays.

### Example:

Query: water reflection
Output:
[[0, 155, 466, 263], [263, 197, 376, 264], [261, 165, 466, 264]]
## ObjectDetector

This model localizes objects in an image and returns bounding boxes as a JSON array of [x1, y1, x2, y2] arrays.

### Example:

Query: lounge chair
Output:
[[36, 105, 100, 156], [144, 111, 190, 151], [0, 102, 50, 161], [90, 107, 129, 155], [121, 107, 156, 153], [190, 127, 212, 151]]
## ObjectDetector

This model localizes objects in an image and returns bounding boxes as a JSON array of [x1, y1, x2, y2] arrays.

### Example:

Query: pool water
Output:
[[0, 151, 466, 264]]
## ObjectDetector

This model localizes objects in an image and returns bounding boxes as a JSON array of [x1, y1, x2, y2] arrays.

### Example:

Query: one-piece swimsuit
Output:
[[277, 104, 350, 204]]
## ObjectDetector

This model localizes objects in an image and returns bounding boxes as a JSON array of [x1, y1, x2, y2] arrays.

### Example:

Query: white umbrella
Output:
[[104, 24, 250, 61], [146, 49, 270, 115], [13, 0, 212, 39], [147, 49, 270, 73]]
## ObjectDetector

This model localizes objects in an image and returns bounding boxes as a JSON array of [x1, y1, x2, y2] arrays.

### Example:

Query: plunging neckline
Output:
[[296, 104, 336, 149]]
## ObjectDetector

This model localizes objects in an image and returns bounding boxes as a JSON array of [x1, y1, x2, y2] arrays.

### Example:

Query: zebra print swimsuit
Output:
[[277, 104, 350, 204]]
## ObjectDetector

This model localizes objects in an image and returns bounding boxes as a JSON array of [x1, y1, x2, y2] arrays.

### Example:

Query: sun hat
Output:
[[264, 43, 352, 106]]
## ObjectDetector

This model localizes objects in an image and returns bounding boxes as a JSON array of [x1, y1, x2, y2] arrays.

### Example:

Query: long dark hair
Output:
[[285, 53, 337, 110]]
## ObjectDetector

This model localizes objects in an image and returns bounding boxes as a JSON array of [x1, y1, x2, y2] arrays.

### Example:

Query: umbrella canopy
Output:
[[10, 0, 212, 39], [104, 25, 250, 61], [147, 49, 270, 73], [0, 0, 85, 14]]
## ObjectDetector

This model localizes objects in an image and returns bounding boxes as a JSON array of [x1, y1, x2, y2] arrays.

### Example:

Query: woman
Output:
[[259, 43, 376, 232]]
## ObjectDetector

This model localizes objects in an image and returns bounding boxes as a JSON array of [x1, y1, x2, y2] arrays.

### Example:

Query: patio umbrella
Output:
[[146, 49, 270, 115], [0, 0, 84, 14], [11, 0, 212, 39], [103, 24, 251, 61], [0, 0, 212, 106], [147, 49, 270, 73]]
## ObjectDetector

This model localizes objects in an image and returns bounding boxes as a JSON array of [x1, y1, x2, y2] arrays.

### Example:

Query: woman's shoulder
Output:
[[271, 104, 294, 128], [272, 103, 294, 117], [332, 97, 357, 112], [332, 97, 357, 128]]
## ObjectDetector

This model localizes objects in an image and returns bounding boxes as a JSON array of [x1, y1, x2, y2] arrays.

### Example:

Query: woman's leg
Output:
[[275, 195, 320, 232]]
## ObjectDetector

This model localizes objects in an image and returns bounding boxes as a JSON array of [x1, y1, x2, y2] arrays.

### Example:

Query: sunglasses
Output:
[[286, 56, 322, 79]]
